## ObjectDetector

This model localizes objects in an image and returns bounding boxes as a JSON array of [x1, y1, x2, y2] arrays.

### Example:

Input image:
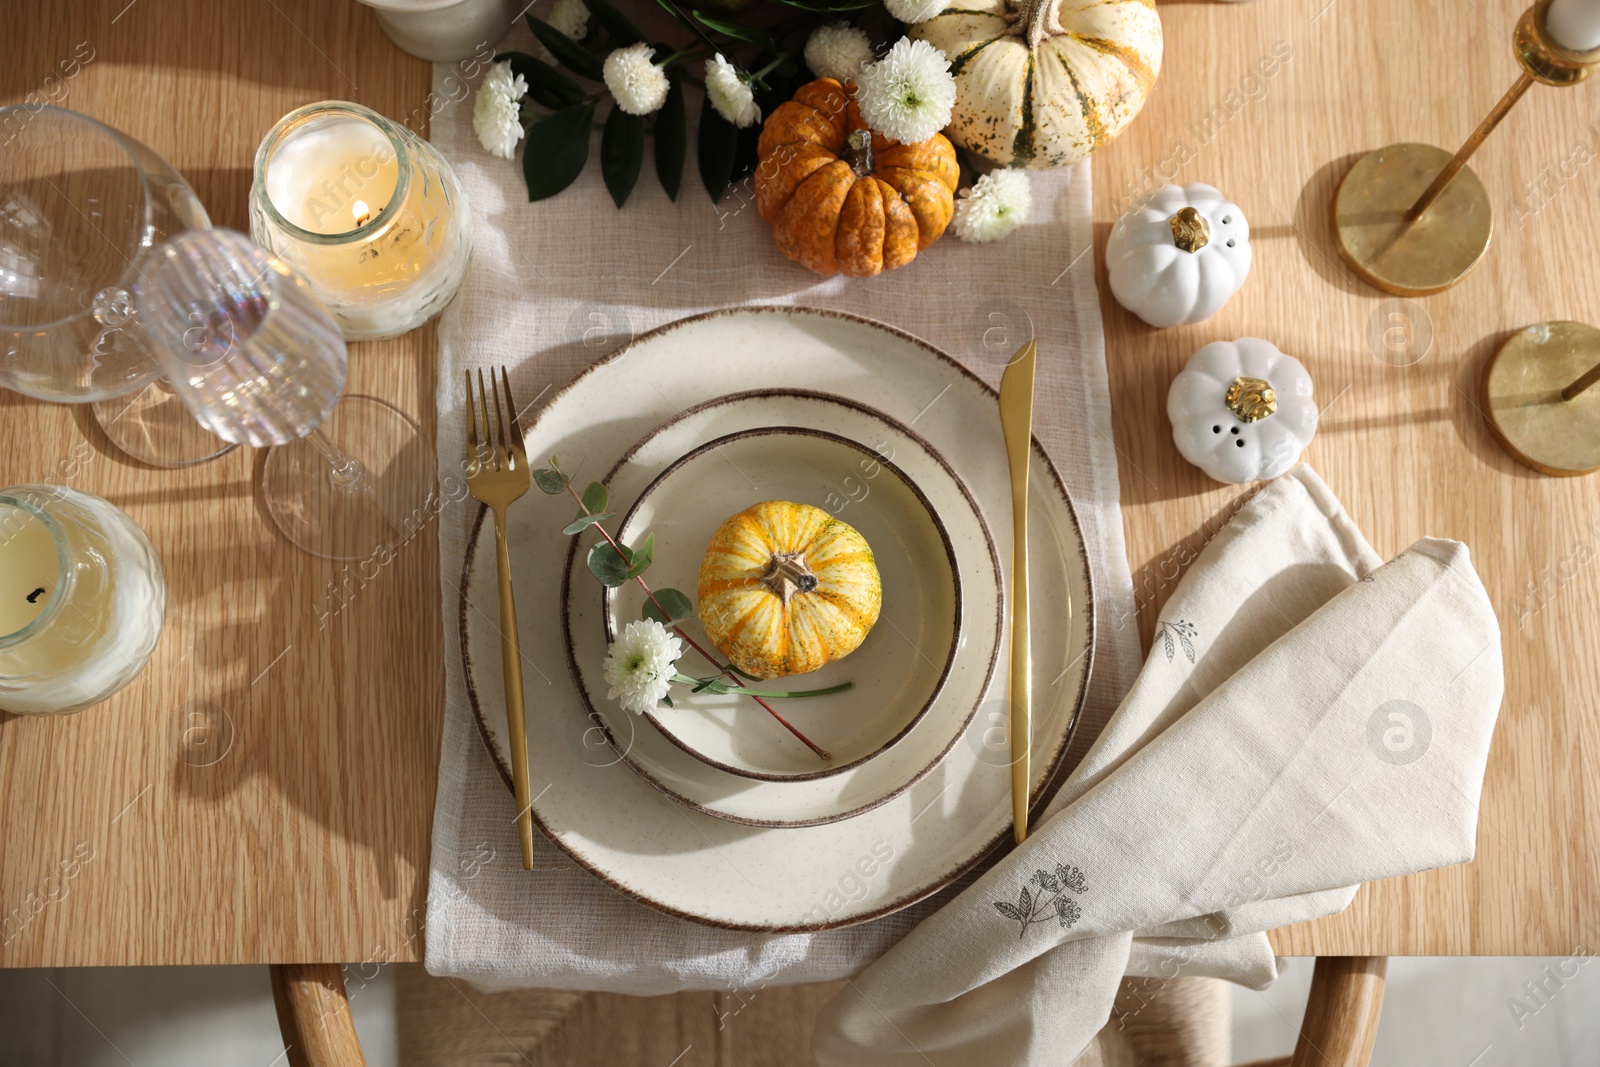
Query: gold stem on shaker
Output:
[[1225, 376, 1278, 423], [1168, 207, 1210, 253]]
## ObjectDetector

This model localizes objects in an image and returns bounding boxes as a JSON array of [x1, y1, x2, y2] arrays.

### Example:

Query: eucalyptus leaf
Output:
[[697, 95, 740, 203], [526, 13, 606, 80], [582, 0, 646, 44], [641, 586, 694, 625], [497, 50, 584, 109], [523, 104, 595, 202], [764, 0, 876, 9], [582, 481, 609, 514], [692, 10, 774, 49], [562, 511, 614, 535], [654, 77, 686, 202], [601, 106, 646, 208], [625, 531, 655, 578], [588, 541, 633, 587], [534, 468, 571, 494]]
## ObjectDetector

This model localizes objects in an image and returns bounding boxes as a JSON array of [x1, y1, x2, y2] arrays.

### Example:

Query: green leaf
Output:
[[582, 0, 645, 44], [526, 13, 605, 81], [654, 77, 686, 202], [651, 0, 701, 34], [497, 51, 584, 109], [661, 693, 673, 708], [697, 95, 740, 203], [641, 586, 694, 625], [534, 468, 571, 494], [523, 104, 595, 202], [582, 481, 609, 514], [562, 511, 614, 535], [588, 541, 633, 587], [692, 10, 774, 49], [601, 106, 646, 208], [764, 0, 876, 9], [625, 531, 655, 578]]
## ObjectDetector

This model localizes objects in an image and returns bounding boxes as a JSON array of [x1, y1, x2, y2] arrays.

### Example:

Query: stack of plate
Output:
[[460, 307, 1093, 931]]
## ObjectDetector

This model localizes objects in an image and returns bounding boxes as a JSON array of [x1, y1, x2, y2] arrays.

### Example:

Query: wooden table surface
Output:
[[2, 0, 1596, 967]]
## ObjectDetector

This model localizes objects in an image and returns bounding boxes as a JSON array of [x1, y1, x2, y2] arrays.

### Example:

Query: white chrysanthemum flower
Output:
[[884, 0, 947, 25], [603, 619, 683, 715], [604, 42, 670, 116], [533, 0, 589, 62], [547, 0, 589, 39], [953, 168, 1033, 242], [472, 60, 527, 160], [804, 23, 875, 83], [856, 37, 956, 145], [705, 54, 761, 129]]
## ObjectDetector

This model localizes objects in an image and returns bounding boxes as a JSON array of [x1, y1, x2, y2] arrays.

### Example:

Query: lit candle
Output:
[[249, 101, 473, 341], [0, 487, 166, 715], [1547, 0, 1600, 52]]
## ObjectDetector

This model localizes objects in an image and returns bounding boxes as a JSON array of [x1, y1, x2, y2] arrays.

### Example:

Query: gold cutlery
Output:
[[465, 367, 537, 870], [998, 339, 1037, 844]]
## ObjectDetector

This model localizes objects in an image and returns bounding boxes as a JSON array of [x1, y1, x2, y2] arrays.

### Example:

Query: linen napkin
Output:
[[813, 465, 1504, 1065]]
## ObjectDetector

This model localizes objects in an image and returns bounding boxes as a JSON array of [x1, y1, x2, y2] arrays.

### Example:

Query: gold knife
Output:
[[998, 339, 1037, 844]]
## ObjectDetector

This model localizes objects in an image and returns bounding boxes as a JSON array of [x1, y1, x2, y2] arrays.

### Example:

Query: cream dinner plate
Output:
[[461, 307, 1094, 930], [562, 394, 1000, 826]]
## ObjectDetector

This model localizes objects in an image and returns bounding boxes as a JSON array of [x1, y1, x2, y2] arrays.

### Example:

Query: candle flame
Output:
[[352, 199, 372, 226]]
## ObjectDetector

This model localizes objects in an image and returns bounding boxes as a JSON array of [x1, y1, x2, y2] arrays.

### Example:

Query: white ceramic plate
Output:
[[461, 307, 1094, 930], [560, 391, 1001, 826], [606, 427, 961, 780]]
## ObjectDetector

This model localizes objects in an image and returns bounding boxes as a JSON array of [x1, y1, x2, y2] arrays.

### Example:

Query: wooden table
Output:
[[1, 0, 1595, 970]]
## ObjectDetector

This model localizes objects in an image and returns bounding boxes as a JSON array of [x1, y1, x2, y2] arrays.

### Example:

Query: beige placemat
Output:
[[425, 18, 1142, 993]]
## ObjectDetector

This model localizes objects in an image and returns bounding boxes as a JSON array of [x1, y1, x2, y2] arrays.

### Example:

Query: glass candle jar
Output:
[[248, 101, 473, 342], [0, 486, 166, 715]]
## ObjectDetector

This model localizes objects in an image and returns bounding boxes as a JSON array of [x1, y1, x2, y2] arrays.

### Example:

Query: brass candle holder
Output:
[[1483, 321, 1600, 476], [1333, 0, 1600, 297]]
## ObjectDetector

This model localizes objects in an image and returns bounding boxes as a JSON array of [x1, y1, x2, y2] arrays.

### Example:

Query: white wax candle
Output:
[[264, 117, 400, 235], [1547, 0, 1600, 52], [0, 490, 165, 715], [0, 508, 59, 637]]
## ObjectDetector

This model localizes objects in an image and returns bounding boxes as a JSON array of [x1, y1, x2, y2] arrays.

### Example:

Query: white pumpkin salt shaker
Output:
[[1106, 183, 1252, 328], [1168, 338, 1318, 484]]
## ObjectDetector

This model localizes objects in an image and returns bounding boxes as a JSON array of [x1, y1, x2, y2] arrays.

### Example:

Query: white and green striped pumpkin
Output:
[[908, 0, 1163, 169]]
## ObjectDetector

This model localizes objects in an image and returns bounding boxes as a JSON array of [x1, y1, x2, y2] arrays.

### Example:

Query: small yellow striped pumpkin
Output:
[[908, 0, 1162, 169], [697, 501, 882, 680]]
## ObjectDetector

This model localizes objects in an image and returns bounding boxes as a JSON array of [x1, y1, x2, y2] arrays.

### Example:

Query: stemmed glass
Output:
[[136, 228, 437, 561], [0, 105, 230, 467]]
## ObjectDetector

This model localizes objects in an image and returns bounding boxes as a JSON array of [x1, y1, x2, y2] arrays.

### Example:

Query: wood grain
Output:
[[272, 963, 369, 1067], [1090, 0, 1600, 956], [1287, 958, 1387, 1067], [0, 0, 440, 967], [2, 0, 1596, 969]]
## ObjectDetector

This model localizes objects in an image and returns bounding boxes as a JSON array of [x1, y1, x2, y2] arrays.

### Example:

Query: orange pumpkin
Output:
[[755, 78, 960, 278]]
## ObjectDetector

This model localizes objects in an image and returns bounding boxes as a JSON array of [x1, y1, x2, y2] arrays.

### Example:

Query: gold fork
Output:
[[465, 367, 536, 870]]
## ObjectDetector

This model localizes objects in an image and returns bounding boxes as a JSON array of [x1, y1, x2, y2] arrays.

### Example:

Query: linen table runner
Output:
[[424, 18, 1142, 993]]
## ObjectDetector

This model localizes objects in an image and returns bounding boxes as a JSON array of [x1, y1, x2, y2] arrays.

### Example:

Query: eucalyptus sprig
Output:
[[534, 458, 839, 761]]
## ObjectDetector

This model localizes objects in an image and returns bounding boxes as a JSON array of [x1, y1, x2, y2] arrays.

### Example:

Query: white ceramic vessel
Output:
[[460, 308, 1094, 930], [357, 0, 518, 63]]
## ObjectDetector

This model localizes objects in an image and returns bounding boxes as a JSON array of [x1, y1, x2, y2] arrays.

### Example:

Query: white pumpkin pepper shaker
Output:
[[1168, 338, 1317, 484], [1106, 183, 1252, 328]]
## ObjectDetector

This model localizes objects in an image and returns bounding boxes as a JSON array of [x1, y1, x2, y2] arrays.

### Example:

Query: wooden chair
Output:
[[269, 955, 1386, 1067]]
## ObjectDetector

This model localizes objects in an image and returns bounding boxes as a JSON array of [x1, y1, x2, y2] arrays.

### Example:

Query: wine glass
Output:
[[136, 228, 437, 561], [0, 104, 230, 466]]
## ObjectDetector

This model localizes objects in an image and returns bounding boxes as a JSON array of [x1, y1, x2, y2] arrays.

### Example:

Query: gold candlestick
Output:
[[1333, 0, 1600, 297], [1482, 321, 1600, 476]]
